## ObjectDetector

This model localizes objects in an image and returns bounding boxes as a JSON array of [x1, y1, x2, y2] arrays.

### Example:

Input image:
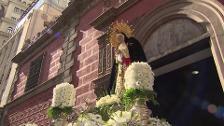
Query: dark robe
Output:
[[108, 37, 147, 94]]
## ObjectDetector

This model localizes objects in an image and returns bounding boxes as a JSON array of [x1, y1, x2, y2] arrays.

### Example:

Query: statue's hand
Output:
[[116, 54, 123, 63], [118, 43, 130, 58]]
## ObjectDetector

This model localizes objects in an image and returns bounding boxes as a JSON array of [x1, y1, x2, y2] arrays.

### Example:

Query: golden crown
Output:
[[107, 21, 134, 48]]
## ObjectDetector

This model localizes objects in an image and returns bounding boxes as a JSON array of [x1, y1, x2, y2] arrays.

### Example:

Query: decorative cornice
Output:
[[12, 0, 100, 64], [90, 0, 138, 30], [1, 17, 17, 25], [90, 7, 117, 30], [12, 28, 56, 64]]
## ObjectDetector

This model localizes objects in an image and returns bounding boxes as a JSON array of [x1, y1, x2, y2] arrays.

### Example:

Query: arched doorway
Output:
[[135, 0, 224, 126]]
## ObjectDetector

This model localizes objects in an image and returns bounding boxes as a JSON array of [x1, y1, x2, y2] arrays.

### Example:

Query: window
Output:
[[20, 9, 24, 14], [14, 7, 20, 13], [11, 17, 16, 21], [98, 36, 113, 77], [7, 27, 13, 33], [25, 54, 44, 91]]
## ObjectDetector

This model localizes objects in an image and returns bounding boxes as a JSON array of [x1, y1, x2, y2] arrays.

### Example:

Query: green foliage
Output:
[[47, 106, 73, 119], [90, 103, 125, 121], [47, 107, 62, 119], [63, 106, 73, 115], [122, 88, 158, 109]]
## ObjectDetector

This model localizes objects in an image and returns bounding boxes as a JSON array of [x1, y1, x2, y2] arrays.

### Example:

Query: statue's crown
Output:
[[108, 21, 134, 48]]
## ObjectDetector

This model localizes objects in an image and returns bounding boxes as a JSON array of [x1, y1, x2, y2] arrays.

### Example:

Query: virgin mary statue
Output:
[[107, 21, 147, 96]]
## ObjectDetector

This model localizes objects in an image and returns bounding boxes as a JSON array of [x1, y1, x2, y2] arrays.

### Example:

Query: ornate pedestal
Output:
[[131, 99, 150, 126]]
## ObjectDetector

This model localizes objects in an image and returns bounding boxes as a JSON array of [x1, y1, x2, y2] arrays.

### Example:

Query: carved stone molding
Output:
[[91, 8, 117, 30], [135, 0, 224, 90], [143, 18, 206, 61]]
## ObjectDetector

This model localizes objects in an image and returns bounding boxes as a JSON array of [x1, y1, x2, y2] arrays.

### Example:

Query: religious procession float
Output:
[[47, 22, 172, 126]]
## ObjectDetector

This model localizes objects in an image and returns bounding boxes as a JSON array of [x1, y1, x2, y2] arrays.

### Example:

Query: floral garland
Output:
[[67, 111, 171, 126], [105, 111, 141, 126], [92, 95, 124, 120], [96, 95, 120, 107], [70, 113, 105, 126]]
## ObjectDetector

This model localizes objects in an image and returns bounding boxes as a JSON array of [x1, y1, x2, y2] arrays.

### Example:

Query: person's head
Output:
[[116, 33, 125, 44], [115, 32, 129, 44]]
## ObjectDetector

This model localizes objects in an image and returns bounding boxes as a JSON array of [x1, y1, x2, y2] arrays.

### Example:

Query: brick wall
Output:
[[47, 42, 63, 80], [75, 27, 102, 107], [73, 0, 167, 107], [13, 36, 64, 99], [6, 87, 53, 126], [6, 34, 64, 124], [72, 2, 103, 107]]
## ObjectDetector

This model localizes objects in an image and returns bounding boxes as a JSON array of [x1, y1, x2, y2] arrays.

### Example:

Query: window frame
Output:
[[14, 7, 20, 13], [7, 27, 13, 33], [25, 53, 45, 91]]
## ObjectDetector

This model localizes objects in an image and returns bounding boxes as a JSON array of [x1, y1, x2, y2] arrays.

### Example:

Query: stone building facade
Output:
[[0, 0, 67, 109], [0, 0, 34, 47], [1, 0, 224, 125]]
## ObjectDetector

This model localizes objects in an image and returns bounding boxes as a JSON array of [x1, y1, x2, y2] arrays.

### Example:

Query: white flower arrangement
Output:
[[105, 111, 171, 126], [52, 83, 75, 108], [19, 123, 38, 126], [96, 95, 120, 108], [71, 113, 104, 126], [47, 64, 172, 126], [148, 117, 171, 126], [105, 110, 141, 126], [124, 62, 154, 91]]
